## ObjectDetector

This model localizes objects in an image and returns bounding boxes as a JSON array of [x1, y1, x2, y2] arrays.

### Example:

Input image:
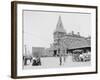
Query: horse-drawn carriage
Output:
[[72, 50, 90, 62], [23, 55, 32, 65], [32, 56, 41, 66], [23, 55, 41, 66]]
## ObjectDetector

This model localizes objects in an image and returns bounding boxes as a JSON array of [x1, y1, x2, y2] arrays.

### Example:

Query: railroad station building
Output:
[[32, 16, 91, 57]]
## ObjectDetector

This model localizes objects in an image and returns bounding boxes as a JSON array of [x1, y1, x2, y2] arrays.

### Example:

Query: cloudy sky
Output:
[[23, 10, 91, 50]]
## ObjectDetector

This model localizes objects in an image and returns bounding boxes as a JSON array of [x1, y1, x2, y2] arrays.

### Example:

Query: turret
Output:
[[53, 16, 66, 41]]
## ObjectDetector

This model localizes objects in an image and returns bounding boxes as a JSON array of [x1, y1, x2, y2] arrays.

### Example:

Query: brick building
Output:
[[48, 16, 91, 56]]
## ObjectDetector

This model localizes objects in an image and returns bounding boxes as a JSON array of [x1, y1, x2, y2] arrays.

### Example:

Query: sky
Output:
[[23, 10, 91, 52]]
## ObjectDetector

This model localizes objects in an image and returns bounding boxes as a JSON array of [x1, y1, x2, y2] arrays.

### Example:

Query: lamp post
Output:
[[57, 37, 62, 66]]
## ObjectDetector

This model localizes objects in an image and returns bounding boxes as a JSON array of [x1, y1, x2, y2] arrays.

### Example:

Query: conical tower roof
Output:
[[54, 16, 66, 33]]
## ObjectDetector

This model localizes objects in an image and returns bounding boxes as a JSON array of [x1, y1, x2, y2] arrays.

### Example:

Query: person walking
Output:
[[60, 55, 62, 66], [58, 48, 62, 66]]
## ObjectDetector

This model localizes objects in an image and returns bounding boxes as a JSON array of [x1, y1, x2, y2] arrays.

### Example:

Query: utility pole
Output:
[[57, 38, 62, 66], [25, 45, 27, 56]]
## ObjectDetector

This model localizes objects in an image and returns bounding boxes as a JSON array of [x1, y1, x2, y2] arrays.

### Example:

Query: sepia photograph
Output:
[[11, 1, 97, 78]]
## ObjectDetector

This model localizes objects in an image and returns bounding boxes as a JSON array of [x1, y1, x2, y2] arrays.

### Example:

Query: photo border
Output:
[[11, 1, 98, 79]]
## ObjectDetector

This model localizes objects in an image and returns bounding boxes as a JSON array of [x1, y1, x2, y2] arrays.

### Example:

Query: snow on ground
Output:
[[23, 55, 91, 69]]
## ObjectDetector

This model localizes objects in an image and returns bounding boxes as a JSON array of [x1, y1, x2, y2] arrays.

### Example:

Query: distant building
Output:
[[32, 47, 46, 57]]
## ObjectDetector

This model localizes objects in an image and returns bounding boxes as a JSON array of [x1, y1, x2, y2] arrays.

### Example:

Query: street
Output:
[[23, 55, 91, 69]]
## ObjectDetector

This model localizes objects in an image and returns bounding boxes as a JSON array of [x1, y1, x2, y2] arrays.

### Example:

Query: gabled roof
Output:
[[54, 16, 66, 33]]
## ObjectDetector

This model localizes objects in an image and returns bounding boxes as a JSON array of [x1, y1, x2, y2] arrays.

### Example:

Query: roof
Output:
[[54, 16, 66, 33], [60, 36, 91, 49], [73, 50, 83, 52], [69, 38, 91, 49]]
